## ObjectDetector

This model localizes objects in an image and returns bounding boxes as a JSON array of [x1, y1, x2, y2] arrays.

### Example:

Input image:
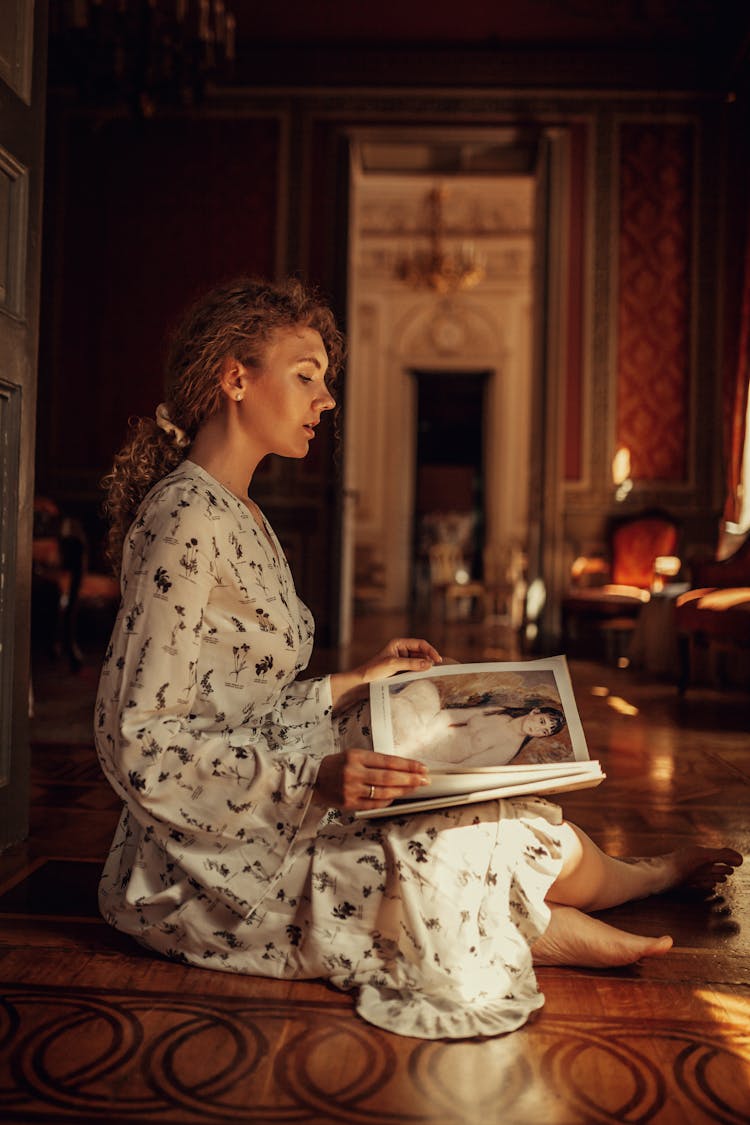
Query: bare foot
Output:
[[617, 846, 743, 898], [532, 905, 673, 968]]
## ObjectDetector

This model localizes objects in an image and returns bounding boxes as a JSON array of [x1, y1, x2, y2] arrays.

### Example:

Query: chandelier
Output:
[[395, 188, 485, 295], [49, 0, 238, 117]]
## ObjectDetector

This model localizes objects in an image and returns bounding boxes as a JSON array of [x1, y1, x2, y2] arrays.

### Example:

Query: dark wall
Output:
[[37, 101, 349, 641], [38, 111, 280, 492]]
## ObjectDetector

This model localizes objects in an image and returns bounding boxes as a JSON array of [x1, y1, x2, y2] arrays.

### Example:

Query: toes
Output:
[[692, 863, 736, 882], [711, 848, 743, 867], [685, 853, 743, 884]]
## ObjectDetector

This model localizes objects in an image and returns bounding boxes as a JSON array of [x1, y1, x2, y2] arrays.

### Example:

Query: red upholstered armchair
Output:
[[562, 509, 680, 659], [674, 534, 750, 692]]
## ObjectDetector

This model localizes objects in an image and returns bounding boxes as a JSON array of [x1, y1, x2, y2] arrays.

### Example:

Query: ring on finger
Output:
[[368, 783, 376, 799]]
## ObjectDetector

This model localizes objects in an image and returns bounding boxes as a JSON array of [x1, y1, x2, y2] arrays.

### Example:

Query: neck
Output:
[[189, 412, 262, 501], [507, 714, 527, 731]]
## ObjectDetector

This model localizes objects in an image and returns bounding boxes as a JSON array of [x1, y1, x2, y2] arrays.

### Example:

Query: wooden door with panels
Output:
[[0, 0, 47, 851]]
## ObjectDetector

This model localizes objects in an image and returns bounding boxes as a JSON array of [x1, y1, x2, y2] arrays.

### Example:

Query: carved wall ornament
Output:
[[429, 312, 468, 354]]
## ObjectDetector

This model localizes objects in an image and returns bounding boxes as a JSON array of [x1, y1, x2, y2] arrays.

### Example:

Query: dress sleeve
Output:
[[271, 674, 334, 746], [95, 491, 324, 857]]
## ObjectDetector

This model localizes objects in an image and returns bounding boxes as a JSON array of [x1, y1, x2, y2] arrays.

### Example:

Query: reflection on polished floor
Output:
[[1, 614, 749, 1124]]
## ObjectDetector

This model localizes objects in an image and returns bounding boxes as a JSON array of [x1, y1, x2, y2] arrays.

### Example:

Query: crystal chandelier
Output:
[[395, 187, 485, 295], [49, 0, 238, 117]]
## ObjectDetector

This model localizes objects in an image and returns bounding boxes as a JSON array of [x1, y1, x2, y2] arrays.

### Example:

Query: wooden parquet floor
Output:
[[1, 617, 749, 1124]]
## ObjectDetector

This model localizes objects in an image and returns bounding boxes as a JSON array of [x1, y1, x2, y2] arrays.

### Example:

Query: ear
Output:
[[218, 356, 248, 401]]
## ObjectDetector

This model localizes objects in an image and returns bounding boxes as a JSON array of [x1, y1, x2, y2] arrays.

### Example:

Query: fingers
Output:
[[367, 767, 430, 791], [354, 637, 443, 690], [355, 775, 428, 810], [389, 637, 442, 665], [341, 748, 431, 810], [371, 639, 441, 679], [354, 749, 429, 776], [315, 750, 431, 812], [360, 785, 423, 809], [359, 760, 430, 795]]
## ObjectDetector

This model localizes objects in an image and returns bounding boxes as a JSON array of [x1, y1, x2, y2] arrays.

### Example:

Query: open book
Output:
[[355, 655, 604, 820]]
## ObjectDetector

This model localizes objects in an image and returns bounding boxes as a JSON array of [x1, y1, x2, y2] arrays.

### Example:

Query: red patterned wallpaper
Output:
[[616, 123, 693, 482]]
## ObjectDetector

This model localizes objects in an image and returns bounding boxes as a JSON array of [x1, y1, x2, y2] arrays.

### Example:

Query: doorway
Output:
[[412, 369, 489, 610], [342, 130, 543, 640]]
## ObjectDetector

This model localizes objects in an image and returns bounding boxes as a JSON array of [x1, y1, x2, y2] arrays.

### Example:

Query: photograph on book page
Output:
[[369, 654, 590, 773]]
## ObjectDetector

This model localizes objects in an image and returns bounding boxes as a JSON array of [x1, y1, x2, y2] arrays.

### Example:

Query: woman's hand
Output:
[[354, 636, 442, 682], [330, 636, 442, 714], [315, 748, 430, 810]]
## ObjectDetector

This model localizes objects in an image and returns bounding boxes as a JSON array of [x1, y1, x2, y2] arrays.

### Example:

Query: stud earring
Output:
[[236, 394, 242, 401]]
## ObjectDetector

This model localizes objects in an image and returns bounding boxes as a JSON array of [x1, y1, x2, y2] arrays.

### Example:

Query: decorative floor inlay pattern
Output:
[[1, 983, 749, 1124]]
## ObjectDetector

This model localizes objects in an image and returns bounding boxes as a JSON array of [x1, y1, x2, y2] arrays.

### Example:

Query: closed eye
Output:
[[300, 372, 335, 396]]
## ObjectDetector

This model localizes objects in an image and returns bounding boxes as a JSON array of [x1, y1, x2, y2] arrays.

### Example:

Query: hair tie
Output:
[[155, 403, 190, 448]]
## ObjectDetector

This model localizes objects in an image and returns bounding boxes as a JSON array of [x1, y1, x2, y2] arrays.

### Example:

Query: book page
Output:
[[354, 767, 604, 821], [369, 655, 589, 772]]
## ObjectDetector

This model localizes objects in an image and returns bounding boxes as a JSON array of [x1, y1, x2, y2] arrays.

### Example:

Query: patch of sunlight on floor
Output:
[[606, 696, 640, 716]]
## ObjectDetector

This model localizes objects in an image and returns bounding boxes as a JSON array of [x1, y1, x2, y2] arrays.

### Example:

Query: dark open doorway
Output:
[[411, 369, 490, 609]]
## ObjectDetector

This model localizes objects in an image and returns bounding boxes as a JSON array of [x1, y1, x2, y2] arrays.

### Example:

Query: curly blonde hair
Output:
[[101, 277, 344, 571]]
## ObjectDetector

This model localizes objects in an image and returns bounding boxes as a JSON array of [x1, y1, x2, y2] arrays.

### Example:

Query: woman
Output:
[[388, 679, 566, 768], [95, 277, 741, 1040]]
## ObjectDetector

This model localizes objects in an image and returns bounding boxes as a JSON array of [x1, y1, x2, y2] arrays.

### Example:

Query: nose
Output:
[[318, 387, 336, 412]]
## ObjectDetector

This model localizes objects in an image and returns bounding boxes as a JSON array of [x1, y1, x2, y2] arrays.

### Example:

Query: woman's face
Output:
[[237, 326, 335, 460], [520, 709, 559, 738]]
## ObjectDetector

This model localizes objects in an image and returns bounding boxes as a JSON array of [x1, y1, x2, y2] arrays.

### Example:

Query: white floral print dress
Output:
[[96, 461, 565, 1039]]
